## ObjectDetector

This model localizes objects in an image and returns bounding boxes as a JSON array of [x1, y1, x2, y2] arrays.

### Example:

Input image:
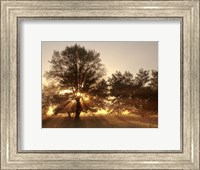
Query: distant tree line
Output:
[[108, 69, 158, 114]]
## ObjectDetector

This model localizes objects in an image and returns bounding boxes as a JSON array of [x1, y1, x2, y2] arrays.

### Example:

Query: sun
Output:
[[46, 105, 56, 116]]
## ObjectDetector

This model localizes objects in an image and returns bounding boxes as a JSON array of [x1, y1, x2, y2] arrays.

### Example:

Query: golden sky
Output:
[[42, 41, 158, 83]]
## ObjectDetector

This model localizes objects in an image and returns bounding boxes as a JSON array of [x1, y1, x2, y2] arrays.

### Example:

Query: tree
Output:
[[108, 69, 158, 113], [149, 70, 158, 91], [108, 71, 134, 98], [42, 83, 59, 116], [44, 44, 107, 120], [108, 71, 135, 114], [134, 69, 150, 87]]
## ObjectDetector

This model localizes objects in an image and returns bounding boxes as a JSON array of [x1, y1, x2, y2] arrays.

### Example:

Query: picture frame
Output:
[[0, 0, 199, 169]]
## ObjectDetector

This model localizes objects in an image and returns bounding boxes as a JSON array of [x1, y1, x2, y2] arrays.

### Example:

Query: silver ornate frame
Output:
[[1, 0, 199, 169]]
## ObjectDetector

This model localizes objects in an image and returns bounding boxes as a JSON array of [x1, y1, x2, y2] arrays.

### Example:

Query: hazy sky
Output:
[[42, 41, 158, 82]]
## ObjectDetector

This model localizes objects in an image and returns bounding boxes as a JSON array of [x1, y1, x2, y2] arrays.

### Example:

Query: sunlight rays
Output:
[[59, 89, 73, 95]]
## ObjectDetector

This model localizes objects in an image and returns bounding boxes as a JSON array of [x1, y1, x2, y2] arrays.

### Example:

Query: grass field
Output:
[[42, 112, 158, 128]]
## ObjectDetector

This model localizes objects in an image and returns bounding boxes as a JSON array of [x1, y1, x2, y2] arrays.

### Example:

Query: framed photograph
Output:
[[42, 41, 158, 128], [1, 0, 199, 169]]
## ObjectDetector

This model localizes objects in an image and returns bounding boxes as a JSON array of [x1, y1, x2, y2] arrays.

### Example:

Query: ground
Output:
[[42, 113, 158, 128]]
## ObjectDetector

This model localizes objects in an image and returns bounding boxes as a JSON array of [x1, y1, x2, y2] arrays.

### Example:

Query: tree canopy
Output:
[[44, 44, 107, 119]]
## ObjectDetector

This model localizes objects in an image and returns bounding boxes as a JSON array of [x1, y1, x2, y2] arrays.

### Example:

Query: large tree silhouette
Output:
[[44, 44, 107, 120]]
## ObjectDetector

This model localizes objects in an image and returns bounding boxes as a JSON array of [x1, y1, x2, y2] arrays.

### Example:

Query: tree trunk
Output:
[[75, 97, 81, 120]]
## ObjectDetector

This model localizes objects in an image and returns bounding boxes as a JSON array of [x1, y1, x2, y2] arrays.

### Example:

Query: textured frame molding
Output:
[[1, 0, 199, 169]]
